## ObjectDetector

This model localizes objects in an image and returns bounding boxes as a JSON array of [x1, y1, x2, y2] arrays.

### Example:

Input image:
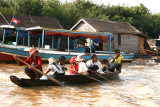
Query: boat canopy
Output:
[[29, 27, 113, 42], [1, 26, 114, 42], [1, 26, 114, 53]]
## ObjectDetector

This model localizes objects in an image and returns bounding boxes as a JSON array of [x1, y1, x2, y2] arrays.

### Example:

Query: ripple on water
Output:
[[0, 63, 160, 106]]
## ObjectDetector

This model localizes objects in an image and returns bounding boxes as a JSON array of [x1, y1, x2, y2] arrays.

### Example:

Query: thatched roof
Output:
[[71, 18, 144, 36], [0, 15, 63, 29]]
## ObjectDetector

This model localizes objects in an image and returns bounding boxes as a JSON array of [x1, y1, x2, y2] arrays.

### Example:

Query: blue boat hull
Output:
[[0, 46, 134, 61]]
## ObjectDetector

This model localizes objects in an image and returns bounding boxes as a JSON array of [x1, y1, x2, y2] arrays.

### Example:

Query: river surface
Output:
[[0, 60, 160, 107]]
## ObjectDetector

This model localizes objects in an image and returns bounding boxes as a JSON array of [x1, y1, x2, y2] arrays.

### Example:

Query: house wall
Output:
[[103, 34, 139, 53], [73, 22, 95, 32], [72, 22, 104, 49], [103, 37, 114, 51], [72, 22, 140, 53]]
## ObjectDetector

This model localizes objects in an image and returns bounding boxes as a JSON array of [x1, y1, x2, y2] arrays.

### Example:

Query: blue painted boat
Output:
[[0, 26, 134, 61]]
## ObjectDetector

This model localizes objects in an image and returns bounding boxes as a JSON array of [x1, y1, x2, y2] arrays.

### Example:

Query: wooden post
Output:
[[57, 38, 61, 49], [2, 29, 6, 44], [74, 39, 77, 52], [109, 36, 111, 54], [42, 30, 45, 48], [52, 36, 54, 50], [23, 37, 25, 46], [16, 30, 19, 45], [90, 38, 92, 54], [38, 37, 40, 48], [68, 36, 70, 54], [28, 31, 30, 47]]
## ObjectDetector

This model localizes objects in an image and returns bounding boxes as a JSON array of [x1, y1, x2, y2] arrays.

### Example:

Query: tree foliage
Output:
[[0, 0, 160, 38]]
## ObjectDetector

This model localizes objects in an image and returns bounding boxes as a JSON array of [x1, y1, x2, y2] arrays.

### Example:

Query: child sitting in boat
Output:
[[58, 56, 67, 74], [70, 56, 79, 75], [75, 54, 88, 75], [108, 49, 123, 72], [14, 48, 43, 80], [102, 59, 116, 73], [40, 57, 64, 80], [86, 54, 103, 74]]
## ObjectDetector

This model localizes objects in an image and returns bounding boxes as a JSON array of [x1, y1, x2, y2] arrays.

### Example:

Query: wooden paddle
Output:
[[70, 69, 104, 83], [15, 57, 63, 86], [88, 69, 108, 81]]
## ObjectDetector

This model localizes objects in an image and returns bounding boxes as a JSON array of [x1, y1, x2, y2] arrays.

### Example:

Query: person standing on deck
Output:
[[14, 48, 43, 80], [75, 54, 88, 75], [86, 54, 103, 74], [70, 56, 78, 75]]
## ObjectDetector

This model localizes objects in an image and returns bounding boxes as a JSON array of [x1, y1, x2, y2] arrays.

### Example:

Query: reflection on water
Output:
[[0, 61, 160, 107]]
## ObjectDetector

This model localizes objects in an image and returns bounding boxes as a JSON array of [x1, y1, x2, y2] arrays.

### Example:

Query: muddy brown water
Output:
[[0, 60, 160, 107]]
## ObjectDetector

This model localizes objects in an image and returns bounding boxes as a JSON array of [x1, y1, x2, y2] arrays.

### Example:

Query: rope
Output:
[[0, 12, 10, 25], [29, 14, 36, 23]]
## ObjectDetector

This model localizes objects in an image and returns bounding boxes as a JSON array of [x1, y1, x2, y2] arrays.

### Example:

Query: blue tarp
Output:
[[18, 30, 28, 38], [5, 29, 16, 35], [94, 38, 102, 43]]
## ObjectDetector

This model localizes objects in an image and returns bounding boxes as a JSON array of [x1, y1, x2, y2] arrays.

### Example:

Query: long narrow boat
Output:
[[0, 26, 134, 62], [0, 44, 133, 62], [10, 71, 120, 87]]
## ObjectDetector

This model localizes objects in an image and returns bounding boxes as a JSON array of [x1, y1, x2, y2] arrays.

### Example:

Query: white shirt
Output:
[[86, 60, 103, 73], [48, 64, 64, 74], [78, 62, 88, 75]]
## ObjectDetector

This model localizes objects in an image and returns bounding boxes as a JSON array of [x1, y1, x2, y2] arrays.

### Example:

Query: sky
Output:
[[59, 0, 160, 14]]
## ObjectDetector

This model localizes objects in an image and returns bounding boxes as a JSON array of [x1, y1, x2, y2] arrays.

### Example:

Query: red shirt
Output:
[[70, 64, 78, 75], [17, 56, 42, 71]]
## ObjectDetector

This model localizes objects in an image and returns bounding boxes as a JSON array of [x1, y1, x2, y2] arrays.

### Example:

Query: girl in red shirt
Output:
[[70, 56, 79, 75], [14, 48, 43, 80]]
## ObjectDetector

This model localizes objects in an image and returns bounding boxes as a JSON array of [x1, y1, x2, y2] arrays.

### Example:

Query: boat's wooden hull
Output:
[[10, 71, 120, 87]]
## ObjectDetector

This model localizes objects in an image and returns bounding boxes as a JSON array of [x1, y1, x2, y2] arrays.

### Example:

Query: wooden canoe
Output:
[[10, 71, 120, 87]]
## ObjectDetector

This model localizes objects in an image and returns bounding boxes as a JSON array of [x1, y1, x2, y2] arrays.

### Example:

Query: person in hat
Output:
[[86, 54, 103, 74], [14, 48, 43, 80], [75, 54, 88, 75], [69, 56, 78, 75], [40, 57, 64, 80]]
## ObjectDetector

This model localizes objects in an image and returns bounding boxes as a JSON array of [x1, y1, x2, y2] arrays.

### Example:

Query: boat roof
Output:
[[0, 25, 15, 29], [28, 27, 113, 42], [1, 26, 114, 42]]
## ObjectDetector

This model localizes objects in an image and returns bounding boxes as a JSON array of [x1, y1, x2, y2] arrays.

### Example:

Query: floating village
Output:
[[0, 4, 160, 106]]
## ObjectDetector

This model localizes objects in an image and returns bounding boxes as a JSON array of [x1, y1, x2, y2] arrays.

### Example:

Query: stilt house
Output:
[[70, 18, 147, 53]]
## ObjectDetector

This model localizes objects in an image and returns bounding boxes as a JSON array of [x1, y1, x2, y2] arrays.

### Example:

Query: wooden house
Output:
[[70, 18, 147, 53], [0, 15, 67, 50]]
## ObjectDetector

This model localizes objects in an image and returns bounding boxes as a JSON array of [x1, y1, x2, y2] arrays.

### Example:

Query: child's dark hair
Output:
[[102, 59, 108, 64], [91, 54, 97, 59], [59, 56, 66, 62], [114, 49, 120, 54]]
